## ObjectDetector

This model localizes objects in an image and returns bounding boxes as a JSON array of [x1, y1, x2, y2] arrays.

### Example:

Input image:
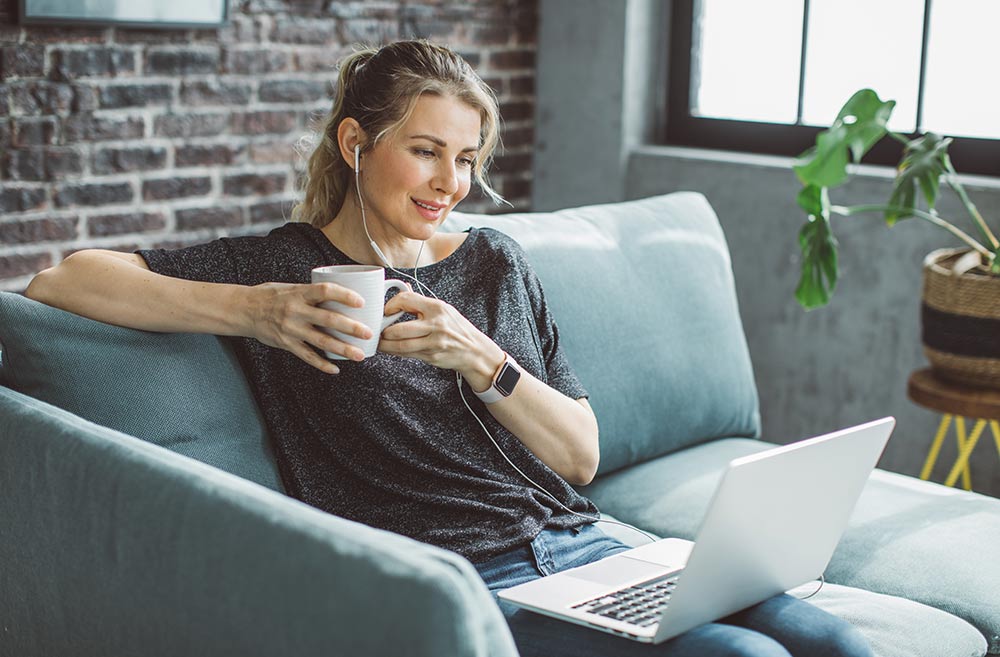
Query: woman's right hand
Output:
[[246, 282, 373, 374]]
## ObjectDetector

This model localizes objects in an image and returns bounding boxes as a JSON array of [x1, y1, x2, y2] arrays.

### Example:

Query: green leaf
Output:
[[793, 125, 851, 188], [885, 132, 952, 225], [836, 89, 896, 162], [795, 214, 839, 309], [796, 184, 830, 221], [793, 89, 895, 189], [992, 246, 1000, 275]]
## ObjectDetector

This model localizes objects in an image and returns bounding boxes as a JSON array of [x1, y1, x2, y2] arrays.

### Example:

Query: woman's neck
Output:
[[322, 200, 426, 269]]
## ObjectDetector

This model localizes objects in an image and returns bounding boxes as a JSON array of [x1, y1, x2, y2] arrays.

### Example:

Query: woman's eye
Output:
[[414, 149, 435, 158], [458, 157, 475, 168]]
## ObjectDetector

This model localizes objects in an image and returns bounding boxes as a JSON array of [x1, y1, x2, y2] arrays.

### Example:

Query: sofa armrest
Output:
[[0, 386, 518, 657]]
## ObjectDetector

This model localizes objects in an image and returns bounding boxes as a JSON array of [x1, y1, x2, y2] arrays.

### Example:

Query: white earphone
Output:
[[354, 143, 394, 269]]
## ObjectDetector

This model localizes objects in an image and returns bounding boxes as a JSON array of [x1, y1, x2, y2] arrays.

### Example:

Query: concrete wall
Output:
[[534, 0, 1000, 494]]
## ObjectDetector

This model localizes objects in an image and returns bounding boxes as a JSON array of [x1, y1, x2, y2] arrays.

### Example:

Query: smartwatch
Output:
[[474, 353, 522, 404]]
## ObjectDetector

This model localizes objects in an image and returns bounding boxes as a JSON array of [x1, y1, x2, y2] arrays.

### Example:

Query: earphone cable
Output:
[[455, 372, 658, 545], [794, 574, 826, 600]]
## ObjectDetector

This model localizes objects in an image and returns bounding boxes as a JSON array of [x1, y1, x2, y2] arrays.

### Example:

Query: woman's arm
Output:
[[379, 292, 600, 485], [25, 249, 375, 372]]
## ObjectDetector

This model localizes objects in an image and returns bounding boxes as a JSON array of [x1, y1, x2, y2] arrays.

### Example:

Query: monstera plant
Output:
[[792, 89, 1000, 389], [792, 88, 1000, 309]]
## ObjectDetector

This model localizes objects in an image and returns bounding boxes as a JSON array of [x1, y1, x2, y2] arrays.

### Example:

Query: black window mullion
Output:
[[796, 0, 811, 125], [915, 0, 933, 132]]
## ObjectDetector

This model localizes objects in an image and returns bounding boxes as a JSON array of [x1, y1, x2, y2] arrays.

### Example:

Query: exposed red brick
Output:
[[143, 176, 212, 200], [12, 117, 57, 146], [0, 185, 47, 212], [175, 142, 247, 167], [50, 48, 135, 80], [490, 48, 535, 71], [0, 45, 45, 79], [500, 99, 534, 123], [222, 172, 287, 196], [249, 199, 295, 224], [54, 181, 133, 207], [0, 252, 52, 278], [249, 140, 294, 164], [63, 113, 145, 141], [223, 48, 291, 75], [154, 112, 228, 138], [88, 211, 166, 237], [175, 206, 243, 230], [231, 110, 297, 135], [0, 215, 78, 243]]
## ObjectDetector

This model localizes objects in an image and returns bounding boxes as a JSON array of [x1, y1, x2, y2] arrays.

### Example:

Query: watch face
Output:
[[495, 362, 521, 396]]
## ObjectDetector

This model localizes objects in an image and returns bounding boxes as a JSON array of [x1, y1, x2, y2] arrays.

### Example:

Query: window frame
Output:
[[664, 0, 1000, 178]]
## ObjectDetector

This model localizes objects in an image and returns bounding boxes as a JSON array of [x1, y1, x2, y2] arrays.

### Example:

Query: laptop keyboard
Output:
[[570, 573, 679, 628]]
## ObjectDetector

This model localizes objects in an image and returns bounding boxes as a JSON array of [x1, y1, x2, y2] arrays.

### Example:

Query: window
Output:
[[665, 0, 1000, 177]]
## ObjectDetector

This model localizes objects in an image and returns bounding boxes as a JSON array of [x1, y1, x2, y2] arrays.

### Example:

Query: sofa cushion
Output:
[[827, 470, 1000, 655], [0, 292, 283, 492], [580, 437, 770, 534], [446, 192, 761, 475], [787, 581, 987, 657]]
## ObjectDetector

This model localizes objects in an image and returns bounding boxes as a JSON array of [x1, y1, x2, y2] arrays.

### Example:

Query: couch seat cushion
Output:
[[0, 292, 282, 492], [787, 580, 987, 657], [827, 469, 1000, 654], [579, 437, 770, 535]]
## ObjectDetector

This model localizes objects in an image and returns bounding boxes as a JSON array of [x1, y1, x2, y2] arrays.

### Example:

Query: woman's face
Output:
[[357, 93, 482, 243]]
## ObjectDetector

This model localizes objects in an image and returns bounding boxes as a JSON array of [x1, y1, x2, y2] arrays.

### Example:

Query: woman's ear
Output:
[[336, 118, 366, 171]]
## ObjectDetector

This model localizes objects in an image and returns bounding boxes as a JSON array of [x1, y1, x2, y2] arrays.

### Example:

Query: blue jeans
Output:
[[475, 524, 874, 657]]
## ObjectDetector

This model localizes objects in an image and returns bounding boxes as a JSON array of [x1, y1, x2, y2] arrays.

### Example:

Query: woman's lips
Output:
[[412, 198, 445, 220]]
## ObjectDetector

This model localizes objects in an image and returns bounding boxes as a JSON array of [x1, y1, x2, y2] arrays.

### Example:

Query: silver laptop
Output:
[[498, 417, 895, 644]]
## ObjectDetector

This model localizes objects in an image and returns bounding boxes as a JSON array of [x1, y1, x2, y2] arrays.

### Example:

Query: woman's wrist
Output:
[[464, 339, 506, 393]]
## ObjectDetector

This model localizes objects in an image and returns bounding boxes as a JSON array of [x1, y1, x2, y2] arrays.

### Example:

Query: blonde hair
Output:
[[293, 40, 505, 228]]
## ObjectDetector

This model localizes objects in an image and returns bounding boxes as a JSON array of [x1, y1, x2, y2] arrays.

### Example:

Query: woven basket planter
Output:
[[921, 248, 1000, 389]]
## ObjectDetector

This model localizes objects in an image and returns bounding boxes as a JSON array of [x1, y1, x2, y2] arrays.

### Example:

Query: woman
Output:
[[25, 40, 872, 657]]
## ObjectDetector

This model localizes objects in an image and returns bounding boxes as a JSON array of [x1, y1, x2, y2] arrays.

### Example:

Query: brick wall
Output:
[[0, 0, 538, 292]]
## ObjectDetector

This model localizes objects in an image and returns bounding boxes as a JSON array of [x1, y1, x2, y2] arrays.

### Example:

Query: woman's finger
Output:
[[379, 333, 437, 357], [384, 290, 436, 316], [289, 340, 341, 374], [380, 318, 431, 341], [306, 304, 373, 340], [306, 282, 365, 308], [305, 327, 366, 361]]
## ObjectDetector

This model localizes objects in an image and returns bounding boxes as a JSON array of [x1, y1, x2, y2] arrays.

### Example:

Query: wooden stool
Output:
[[907, 367, 1000, 490]]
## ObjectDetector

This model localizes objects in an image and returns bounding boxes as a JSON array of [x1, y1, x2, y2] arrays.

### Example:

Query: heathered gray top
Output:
[[137, 222, 597, 563]]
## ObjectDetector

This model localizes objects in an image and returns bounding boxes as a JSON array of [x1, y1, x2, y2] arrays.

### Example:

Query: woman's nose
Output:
[[433, 161, 459, 195]]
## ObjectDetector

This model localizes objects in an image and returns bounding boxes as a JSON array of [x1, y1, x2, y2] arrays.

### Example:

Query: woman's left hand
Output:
[[378, 291, 503, 389]]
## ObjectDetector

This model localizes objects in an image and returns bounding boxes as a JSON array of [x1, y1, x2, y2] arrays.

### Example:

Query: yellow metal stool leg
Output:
[[945, 418, 987, 489], [920, 414, 952, 481], [957, 417, 973, 490], [992, 420, 1000, 461]]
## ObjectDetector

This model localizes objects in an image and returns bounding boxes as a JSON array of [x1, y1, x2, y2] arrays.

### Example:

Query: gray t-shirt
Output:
[[137, 222, 597, 563]]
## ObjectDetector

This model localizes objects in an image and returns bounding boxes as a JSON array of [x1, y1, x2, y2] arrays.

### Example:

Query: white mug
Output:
[[310, 265, 409, 360]]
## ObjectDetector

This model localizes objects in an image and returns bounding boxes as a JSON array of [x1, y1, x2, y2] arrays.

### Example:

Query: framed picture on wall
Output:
[[18, 0, 229, 29]]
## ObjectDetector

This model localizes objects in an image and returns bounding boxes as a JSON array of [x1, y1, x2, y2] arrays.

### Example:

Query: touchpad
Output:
[[567, 556, 668, 586]]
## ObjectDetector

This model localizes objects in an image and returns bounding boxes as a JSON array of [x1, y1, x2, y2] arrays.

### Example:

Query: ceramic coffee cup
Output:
[[310, 265, 409, 360]]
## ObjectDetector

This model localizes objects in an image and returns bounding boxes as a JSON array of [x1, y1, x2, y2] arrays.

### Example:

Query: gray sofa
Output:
[[1, 192, 997, 657]]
